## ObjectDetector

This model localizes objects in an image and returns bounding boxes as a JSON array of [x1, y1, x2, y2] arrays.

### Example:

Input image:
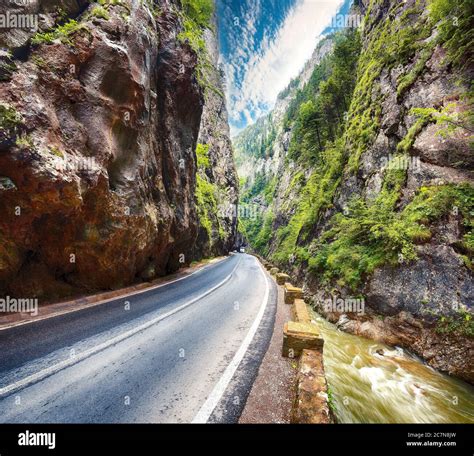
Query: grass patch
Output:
[[428, 0, 474, 69]]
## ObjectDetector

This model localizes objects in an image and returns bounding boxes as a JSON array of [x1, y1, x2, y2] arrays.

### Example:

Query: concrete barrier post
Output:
[[284, 283, 303, 304], [282, 321, 324, 358], [276, 273, 290, 285]]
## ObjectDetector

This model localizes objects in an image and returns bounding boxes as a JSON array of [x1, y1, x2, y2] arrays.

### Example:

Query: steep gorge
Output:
[[0, 0, 238, 301], [237, 0, 473, 383]]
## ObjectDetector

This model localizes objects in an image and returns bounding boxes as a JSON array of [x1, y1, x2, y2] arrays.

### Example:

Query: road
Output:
[[0, 254, 277, 423]]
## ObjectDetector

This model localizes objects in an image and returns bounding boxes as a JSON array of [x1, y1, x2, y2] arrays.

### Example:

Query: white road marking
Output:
[[0, 257, 242, 399], [191, 256, 270, 424], [0, 256, 231, 332]]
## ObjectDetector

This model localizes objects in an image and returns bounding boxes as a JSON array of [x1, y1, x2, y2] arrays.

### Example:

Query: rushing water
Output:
[[311, 312, 474, 423]]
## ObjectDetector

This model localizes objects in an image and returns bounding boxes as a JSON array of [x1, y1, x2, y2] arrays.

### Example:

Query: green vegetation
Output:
[[270, 28, 363, 263], [239, 30, 363, 262], [241, 0, 474, 296], [98, 0, 123, 5], [327, 386, 337, 415], [196, 143, 210, 169], [31, 19, 86, 45], [31, 1, 136, 46], [195, 143, 225, 240], [411, 104, 474, 139], [240, 172, 267, 202], [436, 309, 474, 337], [177, 0, 217, 93], [346, 0, 435, 172], [0, 52, 17, 81], [0, 104, 25, 148], [308, 183, 473, 290], [428, 0, 474, 69], [181, 0, 214, 29], [396, 0, 474, 97], [239, 172, 275, 256], [15, 134, 34, 148], [97, 0, 132, 20], [396, 0, 473, 96], [0, 104, 22, 130], [277, 76, 300, 101], [283, 39, 333, 128], [397, 42, 436, 98], [195, 173, 219, 238], [403, 184, 474, 254], [50, 146, 65, 158], [31, 55, 47, 68], [286, 30, 361, 164], [234, 117, 277, 165], [178, 16, 207, 55], [240, 207, 274, 255], [90, 5, 110, 20], [396, 113, 432, 154]]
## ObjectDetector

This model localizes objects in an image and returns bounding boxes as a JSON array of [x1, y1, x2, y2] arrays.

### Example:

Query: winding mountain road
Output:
[[0, 254, 277, 423]]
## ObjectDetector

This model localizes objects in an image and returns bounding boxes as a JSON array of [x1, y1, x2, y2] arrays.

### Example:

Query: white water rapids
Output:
[[311, 312, 474, 423]]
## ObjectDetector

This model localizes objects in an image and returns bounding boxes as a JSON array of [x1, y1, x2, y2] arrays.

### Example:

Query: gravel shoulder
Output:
[[239, 279, 297, 424]]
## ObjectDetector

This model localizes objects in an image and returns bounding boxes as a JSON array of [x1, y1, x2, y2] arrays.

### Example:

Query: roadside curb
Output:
[[0, 256, 229, 331], [252, 254, 334, 424], [239, 256, 296, 424], [0, 256, 239, 399]]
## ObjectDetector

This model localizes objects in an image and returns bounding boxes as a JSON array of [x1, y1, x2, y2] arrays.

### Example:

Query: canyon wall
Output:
[[0, 0, 237, 301], [193, 21, 238, 258], [237, 0, 473, 382]]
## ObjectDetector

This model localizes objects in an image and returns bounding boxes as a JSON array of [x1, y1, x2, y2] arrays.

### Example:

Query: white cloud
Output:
[[226, 0, 345, 133]]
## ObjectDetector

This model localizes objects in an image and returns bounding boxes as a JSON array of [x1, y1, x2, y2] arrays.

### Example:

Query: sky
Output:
[[216, 0, 354, 136]]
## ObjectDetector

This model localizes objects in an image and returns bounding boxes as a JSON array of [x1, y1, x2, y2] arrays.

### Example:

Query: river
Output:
[[311, 312, 474, 423]]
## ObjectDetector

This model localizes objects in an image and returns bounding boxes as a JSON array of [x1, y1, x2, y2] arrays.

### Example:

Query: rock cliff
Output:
[[0, 0, 238, 301], [193, 21, 238, 258], [237, 0, 473, 382]]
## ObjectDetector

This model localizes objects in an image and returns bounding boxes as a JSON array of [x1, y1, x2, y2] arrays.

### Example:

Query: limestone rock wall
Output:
[[0, 0, 237, 300]]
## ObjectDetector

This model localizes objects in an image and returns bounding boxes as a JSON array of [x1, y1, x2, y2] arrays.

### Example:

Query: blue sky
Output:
[[216, 0, 354, 136]]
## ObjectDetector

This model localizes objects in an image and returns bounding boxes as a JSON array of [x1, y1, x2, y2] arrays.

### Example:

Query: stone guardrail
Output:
[[266, 262, 333, 424]]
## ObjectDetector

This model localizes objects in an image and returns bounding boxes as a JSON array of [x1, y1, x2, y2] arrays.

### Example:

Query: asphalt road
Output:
[[0, 254, 277, 423]]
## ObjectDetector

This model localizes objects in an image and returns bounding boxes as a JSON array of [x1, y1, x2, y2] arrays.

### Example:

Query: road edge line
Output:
[[191, 256, 270, 424], [0, 256, 233, 332], [0, 257, 242, 399]]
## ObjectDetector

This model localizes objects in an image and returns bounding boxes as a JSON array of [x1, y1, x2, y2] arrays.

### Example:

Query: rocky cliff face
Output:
[[0, 0, 237, 301], [237, 0, 473, 382], [236, 36, 335, 252], [193, 23, 238, 258]]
